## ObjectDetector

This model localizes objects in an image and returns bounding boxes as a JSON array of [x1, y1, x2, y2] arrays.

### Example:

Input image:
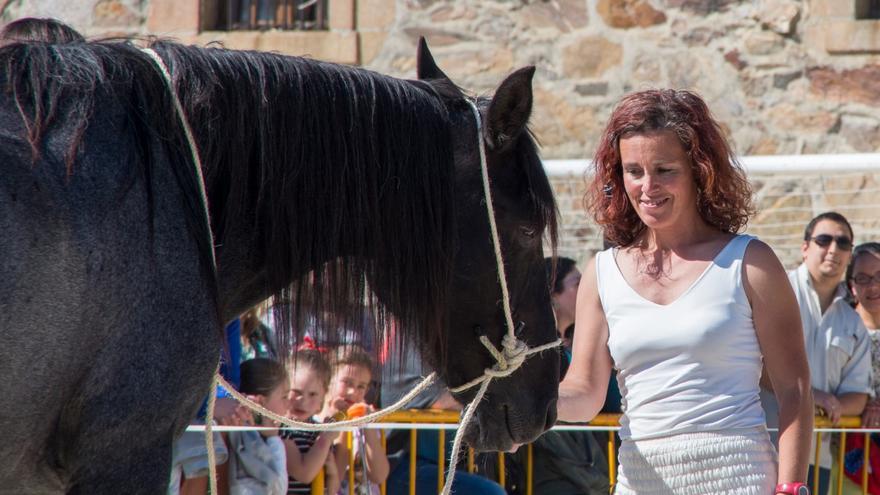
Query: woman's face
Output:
[[851, 251, 880, 319], [552, 268, 581, 325], [619, 130, 699, 232], [287, 366, 326, 420]]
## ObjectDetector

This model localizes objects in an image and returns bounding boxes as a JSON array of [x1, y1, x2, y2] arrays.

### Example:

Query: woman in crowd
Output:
[[557, 89, 813, 494], [840, 242, 880, 493]]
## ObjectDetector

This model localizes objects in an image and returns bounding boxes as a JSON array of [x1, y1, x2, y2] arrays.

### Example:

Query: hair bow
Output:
[[297, 335, 329, 353]]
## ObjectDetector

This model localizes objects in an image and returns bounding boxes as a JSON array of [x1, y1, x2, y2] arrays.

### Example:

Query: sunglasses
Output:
[[853, 273, 880, 286], [809, 234, 853, 250]]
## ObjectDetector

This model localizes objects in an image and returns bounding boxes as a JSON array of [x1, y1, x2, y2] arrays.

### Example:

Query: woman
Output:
[[557, 89, 813, 494], [840, 242, 880, 493]]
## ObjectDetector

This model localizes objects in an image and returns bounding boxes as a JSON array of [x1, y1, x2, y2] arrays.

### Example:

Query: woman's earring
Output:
[[603, 183, 614, 198]]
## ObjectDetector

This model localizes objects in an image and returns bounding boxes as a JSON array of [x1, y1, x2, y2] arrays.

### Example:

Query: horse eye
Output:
[[520, 227, 536, 238]]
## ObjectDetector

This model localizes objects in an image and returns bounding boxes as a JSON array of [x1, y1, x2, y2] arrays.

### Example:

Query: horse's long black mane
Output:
[[0, 39, 556, 364]]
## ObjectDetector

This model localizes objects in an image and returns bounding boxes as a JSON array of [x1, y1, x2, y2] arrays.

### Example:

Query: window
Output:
[[855, 0, 880, 19], [215, 0, 329, 30]]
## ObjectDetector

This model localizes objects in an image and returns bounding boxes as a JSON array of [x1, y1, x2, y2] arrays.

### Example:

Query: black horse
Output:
[[0, 38, 559, 493]]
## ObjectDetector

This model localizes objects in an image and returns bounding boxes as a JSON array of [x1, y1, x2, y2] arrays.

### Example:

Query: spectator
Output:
[[225, 358, 290, 495], [241, 305, 277, 360], [282, 348, 341, 494], [0, 17, 84, 45], [380, 336, 506, 495], [780, 212, 872, 495], [839, 242, 880, 493], [323, 345, 389, 493]]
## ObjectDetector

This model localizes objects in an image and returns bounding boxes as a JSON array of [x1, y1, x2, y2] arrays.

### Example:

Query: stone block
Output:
[[630, 52, 662, 85], [93, 0, 141, 27], [597, 0, 666, 29], [808, 65, 880, 106], [329, 0, 355, 30], [724, 49, 747, 70], [809, 0, 854, 18], [746, 136, 780, 155], [575, 81, 609, 96], [744, 30, 784, 55], [357, 0, 396, 30], [359, 31, 389, 65], [768, 103, 839, 133], [756, 0, 800, 35], [773, 70, 801, 89], [560, 35, 623, 79], [147, 0, 199, 34], [532, 88, 600, 149], [824, 19, 880, 54], [840, 115, 880, 152]]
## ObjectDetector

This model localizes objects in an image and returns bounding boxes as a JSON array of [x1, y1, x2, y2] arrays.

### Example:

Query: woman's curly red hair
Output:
[[587, 89, 754, 247]]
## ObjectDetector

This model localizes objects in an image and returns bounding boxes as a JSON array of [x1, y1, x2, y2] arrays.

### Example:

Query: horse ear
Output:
[[486, 66, 535, 152], [416, 37, 450, 81]]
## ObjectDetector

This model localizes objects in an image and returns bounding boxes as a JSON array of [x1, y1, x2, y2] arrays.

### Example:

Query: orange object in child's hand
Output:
[[346, 403, 368, 418]]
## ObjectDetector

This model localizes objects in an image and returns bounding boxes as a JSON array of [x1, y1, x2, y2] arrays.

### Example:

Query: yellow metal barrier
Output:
[[309, 411, 876, 495]]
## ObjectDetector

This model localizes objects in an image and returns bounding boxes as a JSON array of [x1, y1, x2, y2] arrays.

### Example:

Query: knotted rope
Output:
[[144, 43, 559, 494]]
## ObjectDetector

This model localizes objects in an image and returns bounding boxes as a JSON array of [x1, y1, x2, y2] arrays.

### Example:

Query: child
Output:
[[283, 349, 341, 494], [226, 358, 290, 495], [323, 346, 389, 494]]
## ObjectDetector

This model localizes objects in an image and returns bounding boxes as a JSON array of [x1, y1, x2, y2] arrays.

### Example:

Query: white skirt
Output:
[[614, 427, 778, 495]]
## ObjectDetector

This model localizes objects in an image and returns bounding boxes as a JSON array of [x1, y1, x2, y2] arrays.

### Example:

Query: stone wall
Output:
[[364, 0, 880, 159], [2, 0, 879, 266]]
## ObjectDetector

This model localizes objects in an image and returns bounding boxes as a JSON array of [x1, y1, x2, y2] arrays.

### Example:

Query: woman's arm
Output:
[[557, 255, 613, 423], [743, 240, 813, 486]]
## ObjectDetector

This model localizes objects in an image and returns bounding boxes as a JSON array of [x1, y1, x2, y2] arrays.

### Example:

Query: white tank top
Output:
[[597, 234, 767, 440]]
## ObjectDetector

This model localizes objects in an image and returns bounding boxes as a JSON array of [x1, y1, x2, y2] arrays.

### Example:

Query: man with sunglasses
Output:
[[788, 211, 872, 494]]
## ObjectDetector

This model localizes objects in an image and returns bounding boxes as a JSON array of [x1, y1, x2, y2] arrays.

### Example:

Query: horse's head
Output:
[[416, 40, 561, 451]]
